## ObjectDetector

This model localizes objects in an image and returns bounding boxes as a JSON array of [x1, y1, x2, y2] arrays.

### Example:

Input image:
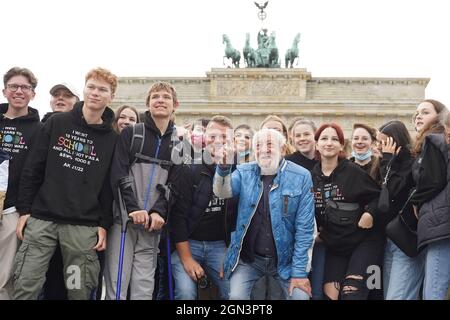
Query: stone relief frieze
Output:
[[216, 80, 299, 96]]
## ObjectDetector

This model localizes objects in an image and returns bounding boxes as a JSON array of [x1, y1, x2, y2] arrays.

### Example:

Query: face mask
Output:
[[351, 149, 372, 161], [238, 150, 250, 158]]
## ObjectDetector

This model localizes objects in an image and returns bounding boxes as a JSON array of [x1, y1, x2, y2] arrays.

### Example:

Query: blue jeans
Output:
[[250, 275, 284, 300], [423, 238, 450, 300], [229, 255, 310, 300], [309, 242, 326, 300], [383, 239, 425, 300], [171, 239, 229, 300]]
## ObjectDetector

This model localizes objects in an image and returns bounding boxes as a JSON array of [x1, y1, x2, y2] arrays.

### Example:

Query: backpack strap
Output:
[[129, 123, 145, 165]]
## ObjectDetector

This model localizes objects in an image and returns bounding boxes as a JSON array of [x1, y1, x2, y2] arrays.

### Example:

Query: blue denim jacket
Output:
[[214, 159, 316, 280]]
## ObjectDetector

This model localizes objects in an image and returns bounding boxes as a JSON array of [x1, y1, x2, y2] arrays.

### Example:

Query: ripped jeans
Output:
[[323, 238, 385, 300]]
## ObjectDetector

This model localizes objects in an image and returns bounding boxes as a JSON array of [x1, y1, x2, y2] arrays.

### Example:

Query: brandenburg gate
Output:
[[112, 68, 428, 135], [112, 2, 428, 136]]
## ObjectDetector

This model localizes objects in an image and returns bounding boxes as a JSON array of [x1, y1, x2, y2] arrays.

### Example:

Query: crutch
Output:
[[115, 176, 152, 300], [157, 183, 175, 300], [166, 226, 174, 300]]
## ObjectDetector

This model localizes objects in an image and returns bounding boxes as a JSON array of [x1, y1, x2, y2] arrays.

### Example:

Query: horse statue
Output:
[[223, 34, 241, 68], [285, 33, 301, 68], [243, 33, 257, 67], [268, 31, 280, 68]]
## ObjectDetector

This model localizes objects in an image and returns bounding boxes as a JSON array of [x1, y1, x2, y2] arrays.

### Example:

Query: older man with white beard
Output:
[[213, 128, 316, 300]]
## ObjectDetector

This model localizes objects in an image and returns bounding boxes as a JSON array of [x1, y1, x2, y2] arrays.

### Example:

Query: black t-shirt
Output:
[[190, 194, 226, 241], [253, 175, 277, 257], [241, 175, 277, 262]]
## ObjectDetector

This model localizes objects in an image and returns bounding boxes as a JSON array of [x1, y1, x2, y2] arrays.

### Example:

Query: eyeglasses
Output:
[[6, 84, 33, 93]]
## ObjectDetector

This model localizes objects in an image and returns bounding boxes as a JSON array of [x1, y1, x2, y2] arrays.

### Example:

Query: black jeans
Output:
[[324, 237, 385, 300]]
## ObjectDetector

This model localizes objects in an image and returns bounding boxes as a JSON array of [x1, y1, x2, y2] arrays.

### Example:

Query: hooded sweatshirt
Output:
[[41, 111, 60, 123], [0, 103, 42, 210], [312, 159, 383, 250], [110, 111, 178, 220], [16, 102, 117, 229]]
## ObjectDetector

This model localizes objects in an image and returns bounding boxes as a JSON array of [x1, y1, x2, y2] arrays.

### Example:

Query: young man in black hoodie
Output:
[[104, 81, 178, 300], [0, 67, 42, 300], [14, 67, 118, 300]]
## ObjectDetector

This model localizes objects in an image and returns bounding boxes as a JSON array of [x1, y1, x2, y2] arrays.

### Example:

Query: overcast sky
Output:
[[1, 0, 449, 116]]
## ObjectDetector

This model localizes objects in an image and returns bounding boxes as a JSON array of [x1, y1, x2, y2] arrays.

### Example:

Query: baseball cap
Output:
[[49, 83, 80, 99]]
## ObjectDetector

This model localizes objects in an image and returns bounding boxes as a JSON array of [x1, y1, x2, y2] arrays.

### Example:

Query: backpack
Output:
[[127, 122, 182, 224], [129, 123, 145, 165], [129, 123, 182, 167]]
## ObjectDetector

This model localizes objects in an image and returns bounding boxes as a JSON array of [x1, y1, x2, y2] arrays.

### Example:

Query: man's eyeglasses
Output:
[[6, 84, 33, 93]]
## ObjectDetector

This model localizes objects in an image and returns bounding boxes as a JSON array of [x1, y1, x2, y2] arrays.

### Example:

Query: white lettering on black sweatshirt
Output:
[[0, 103, 42, 209], [17, 102, 117, 229]]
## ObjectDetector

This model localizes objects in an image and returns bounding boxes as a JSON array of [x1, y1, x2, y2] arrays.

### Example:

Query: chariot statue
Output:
[[221, 1, 300, 69]]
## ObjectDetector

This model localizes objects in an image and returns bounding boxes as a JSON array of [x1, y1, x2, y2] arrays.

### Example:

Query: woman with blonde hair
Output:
[[286, 117, 318, 171]]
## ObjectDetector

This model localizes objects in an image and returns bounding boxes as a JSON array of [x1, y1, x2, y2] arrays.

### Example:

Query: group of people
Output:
[[0, 66, 449, 301]]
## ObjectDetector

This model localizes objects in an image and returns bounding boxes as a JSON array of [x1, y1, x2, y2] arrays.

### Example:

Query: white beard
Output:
[[257, 154, 281, 176]]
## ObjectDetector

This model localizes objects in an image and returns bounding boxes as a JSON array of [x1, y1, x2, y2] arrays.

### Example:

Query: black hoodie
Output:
[[110, 111, 178, 219], [41, 111, 60, 123], [17, 102, 117, 229], [0, 103, 42, 210], [312, 159, 383, 245]]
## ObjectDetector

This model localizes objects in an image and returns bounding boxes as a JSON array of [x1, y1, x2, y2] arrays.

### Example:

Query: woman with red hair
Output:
[[311, 123, 384, 300]]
